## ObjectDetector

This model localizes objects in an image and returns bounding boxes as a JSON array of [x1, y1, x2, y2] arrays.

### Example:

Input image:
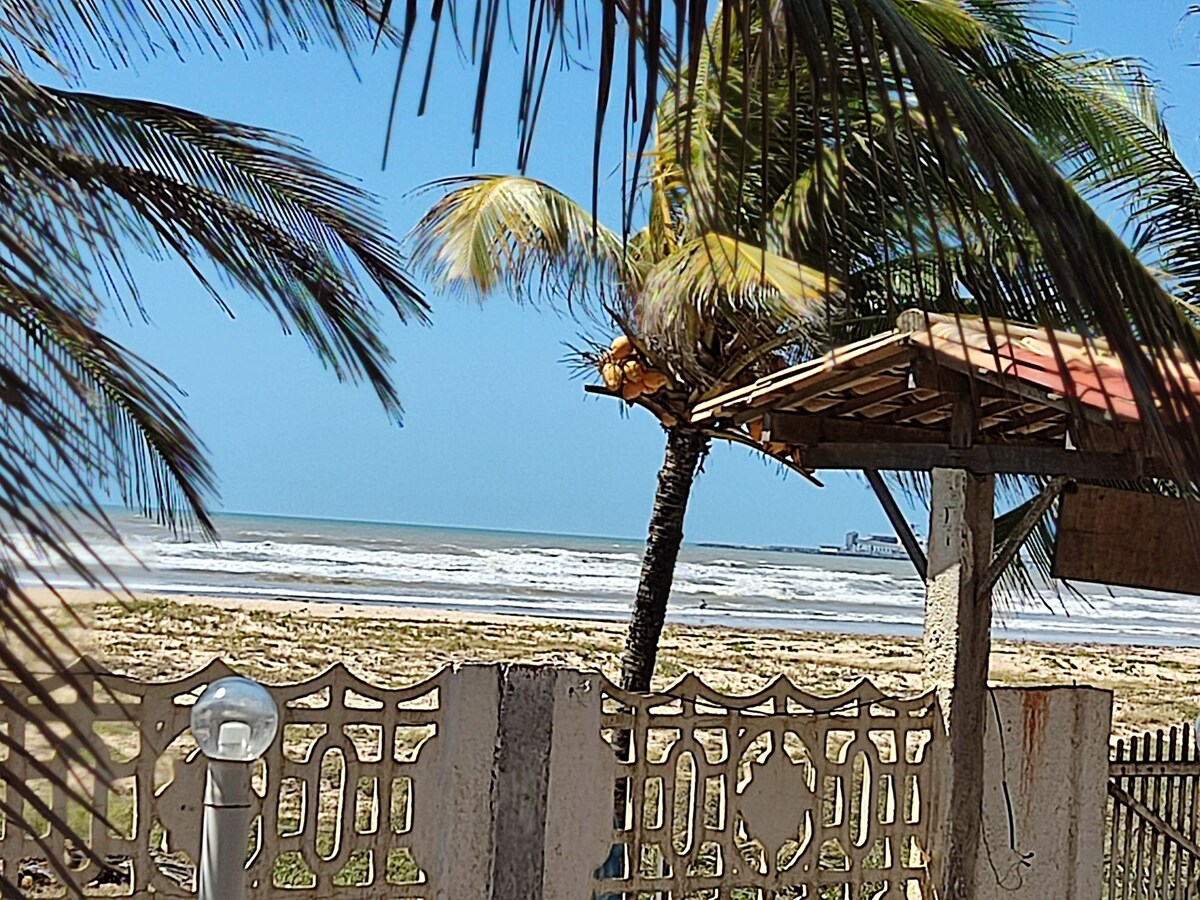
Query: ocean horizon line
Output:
[[99, 504, 822, 552], [97, 508, 667, 549]]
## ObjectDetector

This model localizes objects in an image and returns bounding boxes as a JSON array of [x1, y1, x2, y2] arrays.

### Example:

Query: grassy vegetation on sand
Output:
[[74, 593, 1200, 738]]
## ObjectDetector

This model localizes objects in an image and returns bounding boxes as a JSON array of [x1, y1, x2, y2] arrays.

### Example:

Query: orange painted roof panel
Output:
[[691, 313, 1200, 428]]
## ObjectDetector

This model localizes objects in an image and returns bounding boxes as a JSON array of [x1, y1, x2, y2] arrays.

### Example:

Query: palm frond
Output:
[[639, 231, 832, 325], [0, 78, 425, 421], [0, 7, 435, 891], [0, 0, 391, 79], [0, 285, 212, 536], [0, 273, 219, 892], [407, 174, 627, 312]]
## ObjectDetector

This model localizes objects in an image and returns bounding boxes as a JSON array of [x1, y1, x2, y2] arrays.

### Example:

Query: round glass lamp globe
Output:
[[191, 676, 279, 762]]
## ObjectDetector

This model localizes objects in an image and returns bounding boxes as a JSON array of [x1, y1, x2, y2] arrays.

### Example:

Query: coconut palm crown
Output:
[[410, 1, 1200, 691]]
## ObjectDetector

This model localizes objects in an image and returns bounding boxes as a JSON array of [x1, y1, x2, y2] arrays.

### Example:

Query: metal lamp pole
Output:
[[190, 676, 280, 900]]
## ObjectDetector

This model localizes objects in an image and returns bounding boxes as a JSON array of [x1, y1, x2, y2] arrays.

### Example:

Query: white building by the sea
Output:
[[818, 531, 915, 560]]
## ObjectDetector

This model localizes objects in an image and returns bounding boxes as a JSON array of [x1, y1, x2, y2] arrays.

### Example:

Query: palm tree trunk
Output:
[[620, 427, 708, 692]]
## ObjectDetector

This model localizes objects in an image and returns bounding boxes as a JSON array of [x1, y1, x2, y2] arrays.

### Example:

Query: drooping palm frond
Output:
[[947, 47, 1200, 307], [0, 271, 216, 893], [637, 232, 834, 380], [408, 174, 627, 311], [1, 285, 212, 536], [1055, 61, 1200, 312], [0, 77, 426, 422], [0, 48, 428, 891], [0, 0, 393, 79]]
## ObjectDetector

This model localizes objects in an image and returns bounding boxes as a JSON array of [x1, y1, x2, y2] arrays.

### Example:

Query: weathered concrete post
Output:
[[488, 665, 611, 900], [976, 687, 1113, 900], [411, 663, 610, 900], [411, 663, 499, 900], [924, 467, 995, 900]]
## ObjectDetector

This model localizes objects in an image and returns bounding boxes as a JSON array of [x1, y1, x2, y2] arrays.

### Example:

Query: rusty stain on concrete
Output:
[[1022, 691, 1050, 793]]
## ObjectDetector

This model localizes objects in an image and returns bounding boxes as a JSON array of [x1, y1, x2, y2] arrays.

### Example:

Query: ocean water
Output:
[[13, 510, 1200, 646]]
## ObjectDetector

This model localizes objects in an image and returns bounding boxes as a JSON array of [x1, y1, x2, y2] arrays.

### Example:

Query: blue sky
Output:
[[71, 1, 1200, 544]]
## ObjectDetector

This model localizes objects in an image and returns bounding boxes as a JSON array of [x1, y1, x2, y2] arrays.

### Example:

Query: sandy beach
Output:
[[36, 587, 1200, 738]]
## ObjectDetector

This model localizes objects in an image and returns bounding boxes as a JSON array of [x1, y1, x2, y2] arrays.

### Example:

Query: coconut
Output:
[[601, 362, 624, 391], [641, 370, 669, 392], [622, 380, 645, 401], [747, 420, 764, 442], [609, 334, 635, 362], [622, 359, 646, 383]]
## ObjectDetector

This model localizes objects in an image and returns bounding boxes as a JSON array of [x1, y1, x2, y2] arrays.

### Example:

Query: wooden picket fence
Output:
[[1107, 723, 1200, 899]]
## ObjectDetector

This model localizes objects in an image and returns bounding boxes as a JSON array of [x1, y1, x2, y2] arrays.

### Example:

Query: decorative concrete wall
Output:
[[0, 661, 1111, 899], [0, 657, 505, 898], [973, 686, 1113, 900], [597, 674, 942, 898]]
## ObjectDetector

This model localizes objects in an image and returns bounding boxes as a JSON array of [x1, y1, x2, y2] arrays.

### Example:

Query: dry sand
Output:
[[34, 588, 1200, 738]]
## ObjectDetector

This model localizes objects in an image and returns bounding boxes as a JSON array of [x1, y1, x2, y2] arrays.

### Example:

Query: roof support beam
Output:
[[977, 476, 1070, 599], [797, 442, 1157, 479], [949, 393, 977, 449], [863, 469, 928, 581], [768, 411, 949, 446]]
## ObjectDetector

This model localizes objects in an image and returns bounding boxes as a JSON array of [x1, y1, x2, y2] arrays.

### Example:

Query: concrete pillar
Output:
[[541, 671, 615, 900], [412, 664, 610, 900], [488, 665, 611, 900], [411, 663, 500, 900], [924, 467, 995, 900], [975, 687, 1113, 900]]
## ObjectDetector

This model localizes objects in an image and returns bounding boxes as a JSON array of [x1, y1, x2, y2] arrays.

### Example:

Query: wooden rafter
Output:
[[825, 381, 915, 417], [863, 470, 928, 580], [883, 392, 955, 425]]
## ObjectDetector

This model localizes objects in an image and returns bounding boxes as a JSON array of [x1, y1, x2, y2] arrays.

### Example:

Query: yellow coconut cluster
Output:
[[599, 335, 670, 401]]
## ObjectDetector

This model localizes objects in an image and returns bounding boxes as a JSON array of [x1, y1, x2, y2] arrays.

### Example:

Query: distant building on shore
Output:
[[819, 531, 916, 561]]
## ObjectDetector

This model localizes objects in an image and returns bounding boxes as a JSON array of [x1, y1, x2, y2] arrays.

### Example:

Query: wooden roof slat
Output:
[[884, 392, 955, 424], [761, 350, 913, 413], [976, 399, 1032, 430], [847, 375, 901, 396], [982, 405, 1061, 435], [1029, 422, 1069, 440], [826, 381, 915, 417], [797, 396, 845, 413], [691, 332, 909, 421]]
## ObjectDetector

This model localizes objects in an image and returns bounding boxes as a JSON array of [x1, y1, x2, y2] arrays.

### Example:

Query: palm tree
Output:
[[393, 0, 1200, 489], [0, 1, 425, 883], [410, 2, 1200, 692], [410, 180, 830, 693]]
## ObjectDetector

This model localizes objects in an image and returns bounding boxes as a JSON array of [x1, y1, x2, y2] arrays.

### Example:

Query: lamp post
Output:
[[190, 676, 279, 900]]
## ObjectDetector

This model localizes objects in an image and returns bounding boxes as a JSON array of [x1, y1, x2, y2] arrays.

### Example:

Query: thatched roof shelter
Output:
[[692, 310, 1190, 480]]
